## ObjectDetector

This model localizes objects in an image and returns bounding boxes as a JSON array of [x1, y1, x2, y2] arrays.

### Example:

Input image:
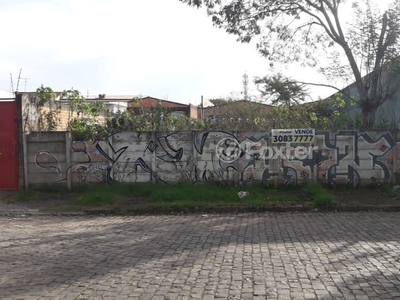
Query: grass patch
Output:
[[70, 184, 135, 207], [74, 184, 262, 207], [6, 182, 400, 213], [305, 183, 337, 208], [65, 183, 304, 211], [5, 189, 69, 203], [6, 183, 330, 213]]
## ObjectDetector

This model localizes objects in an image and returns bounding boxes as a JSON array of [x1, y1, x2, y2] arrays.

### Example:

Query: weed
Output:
[[313, 193, 337, 207], [11, 189, 67, 202], [70, 184, 134, 207], [305, 183, 337, 208]]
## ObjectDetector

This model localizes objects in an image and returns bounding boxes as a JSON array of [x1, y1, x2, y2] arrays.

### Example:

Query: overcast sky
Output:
[[0, 0, 389, 104]]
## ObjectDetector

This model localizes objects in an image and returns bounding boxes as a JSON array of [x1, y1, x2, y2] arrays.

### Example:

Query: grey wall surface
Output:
[[24, 130, 400, 189]]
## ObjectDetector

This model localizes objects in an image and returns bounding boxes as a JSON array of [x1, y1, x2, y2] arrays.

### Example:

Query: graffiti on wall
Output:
[[315, 131, 396, 186], [32, 130, 400, 186], [35, 151, 62, 173]]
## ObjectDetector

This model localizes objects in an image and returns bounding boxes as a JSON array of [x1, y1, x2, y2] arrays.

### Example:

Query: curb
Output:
[[80, 205, 400, 215], [2, 205, 400, 217]]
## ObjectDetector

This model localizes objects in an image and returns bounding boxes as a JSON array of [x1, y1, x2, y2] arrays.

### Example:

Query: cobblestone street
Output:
[[1, 212, 400, 299]]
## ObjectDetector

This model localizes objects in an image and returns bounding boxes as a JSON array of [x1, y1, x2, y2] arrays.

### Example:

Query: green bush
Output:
[[305, 183, 337, 208], [312, 192, 337, 207]]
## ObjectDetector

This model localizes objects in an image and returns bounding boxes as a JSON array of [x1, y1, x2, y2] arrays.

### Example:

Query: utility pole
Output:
[[242, 73, 249, 101]]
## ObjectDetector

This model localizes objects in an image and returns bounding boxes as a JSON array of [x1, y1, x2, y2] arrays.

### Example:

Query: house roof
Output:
[[16, 92, 191, 107], [16, 91, 64, 100], [85, 95, 190, 107], [201, 99, 273, 109], [132, 96, 189, 106], [0, 90, 13, 98], [18, 92, 143, 102], [85, 94, 143, 101]]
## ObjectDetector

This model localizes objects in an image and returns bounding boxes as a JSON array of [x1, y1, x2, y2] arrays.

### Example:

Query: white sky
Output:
[[0, 0, 391, 105]]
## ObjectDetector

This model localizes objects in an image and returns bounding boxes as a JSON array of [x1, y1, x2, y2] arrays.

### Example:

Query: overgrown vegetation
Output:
[[32, 88, 207, 140], [60, 89, 109, 140], [28, 85, 58, 132], [7, 183, 400, 213], [107, 106, 206, 133], [30, 82, 379, 141], [305, 183, 337, 208], [69, 184, 293, 209], [10, 184, 304, 212], [270, 93, 350, 130]]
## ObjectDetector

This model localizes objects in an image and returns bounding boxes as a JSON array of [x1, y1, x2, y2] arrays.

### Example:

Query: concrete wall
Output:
[[25, 132, 68, 188], [23, 130, 400, 188]]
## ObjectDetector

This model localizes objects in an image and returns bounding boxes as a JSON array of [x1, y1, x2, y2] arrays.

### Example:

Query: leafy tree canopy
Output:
[[179, 0, 400, 129], [209, 98, 234, 106], [255, 74, 308, 107]]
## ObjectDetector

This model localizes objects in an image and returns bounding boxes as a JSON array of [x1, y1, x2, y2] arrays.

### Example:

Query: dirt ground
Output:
[[329, 187, 400, 206]]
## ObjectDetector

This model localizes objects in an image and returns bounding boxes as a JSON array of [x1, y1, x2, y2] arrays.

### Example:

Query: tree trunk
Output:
[[360, 103, 377, 130]]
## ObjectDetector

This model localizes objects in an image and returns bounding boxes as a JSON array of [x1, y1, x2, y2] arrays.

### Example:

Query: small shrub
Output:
[[312, 192, 337, 207]]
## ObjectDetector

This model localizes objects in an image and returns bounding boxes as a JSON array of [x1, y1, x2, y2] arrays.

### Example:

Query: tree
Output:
[[205, 100, 273, 131], [107, 105, 206, 133], [254, 74, 308, 107], [60, 89, 107, 140], [266, 93, 349, 130], [179, 0, 400, 129], [209, 98, 233, 106], [35, 85, 58, 131], [36, 85, 56, 108]]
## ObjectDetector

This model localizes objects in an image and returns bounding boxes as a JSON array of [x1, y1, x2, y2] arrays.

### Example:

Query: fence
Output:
[[23, 130, 400, 189]]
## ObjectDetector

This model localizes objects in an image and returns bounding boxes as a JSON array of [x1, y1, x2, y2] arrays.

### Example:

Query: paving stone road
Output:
[[1, 212, 400, 300]]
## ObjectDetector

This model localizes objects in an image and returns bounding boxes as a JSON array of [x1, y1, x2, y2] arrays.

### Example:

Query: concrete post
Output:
[[392, 142, 397, 185], [65, 132, 71, 190], [22, 133, 29, 189]]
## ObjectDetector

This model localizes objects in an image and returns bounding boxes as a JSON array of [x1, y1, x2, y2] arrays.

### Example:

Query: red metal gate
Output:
[[0, 101, 18, 190]]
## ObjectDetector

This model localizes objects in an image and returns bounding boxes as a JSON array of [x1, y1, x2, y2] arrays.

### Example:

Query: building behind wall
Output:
[[19, 93, 200, 133], [323, 71, 400, 128], [127, 96, 199, 119]]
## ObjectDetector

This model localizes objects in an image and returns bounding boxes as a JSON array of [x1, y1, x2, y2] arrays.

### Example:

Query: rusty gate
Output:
[[0, 101, 18, 189]]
